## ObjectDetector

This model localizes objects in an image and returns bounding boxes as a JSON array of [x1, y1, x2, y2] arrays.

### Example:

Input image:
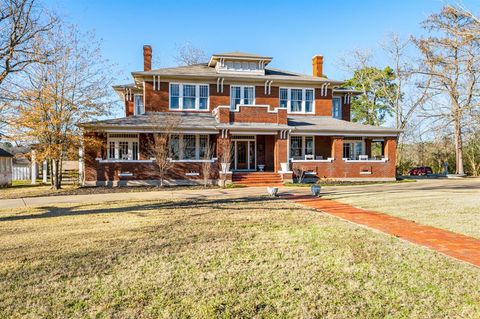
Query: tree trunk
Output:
[[52, 159, 61, 190], [453, 113, 465, 175]]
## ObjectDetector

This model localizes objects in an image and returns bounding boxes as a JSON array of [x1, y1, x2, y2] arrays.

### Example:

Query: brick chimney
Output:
[[143, 45, 152, 71], [312, 55, 323, 77]]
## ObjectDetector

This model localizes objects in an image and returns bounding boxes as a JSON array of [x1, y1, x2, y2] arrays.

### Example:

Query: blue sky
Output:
[[46, 0, 478, 82]]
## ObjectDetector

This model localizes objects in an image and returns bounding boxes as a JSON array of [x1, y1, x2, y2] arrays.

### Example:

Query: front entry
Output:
[[233, 137, 256, 171]]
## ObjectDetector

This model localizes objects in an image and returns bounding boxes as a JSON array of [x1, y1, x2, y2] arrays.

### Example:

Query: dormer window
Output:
[[208, 52, 272, 75]]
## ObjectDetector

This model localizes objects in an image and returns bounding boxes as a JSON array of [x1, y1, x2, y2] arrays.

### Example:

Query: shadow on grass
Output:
[[0, 196, 280, 222]]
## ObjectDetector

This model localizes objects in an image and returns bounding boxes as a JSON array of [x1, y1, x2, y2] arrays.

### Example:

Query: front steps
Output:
[[232, 172, 283, 186]]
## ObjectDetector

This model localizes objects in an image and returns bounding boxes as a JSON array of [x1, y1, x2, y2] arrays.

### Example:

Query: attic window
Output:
[[225, 61, 259, 71]]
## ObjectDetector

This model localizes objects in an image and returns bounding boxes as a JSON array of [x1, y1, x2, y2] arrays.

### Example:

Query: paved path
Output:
[[285, 194, 480, 267]]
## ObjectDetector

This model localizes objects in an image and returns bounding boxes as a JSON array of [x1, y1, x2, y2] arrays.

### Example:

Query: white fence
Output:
[[12, 165, 31, 181]]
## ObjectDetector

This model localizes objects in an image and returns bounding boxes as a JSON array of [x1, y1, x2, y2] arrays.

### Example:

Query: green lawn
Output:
[[322, 179, 480, 238], [0, 197, 478, 318]]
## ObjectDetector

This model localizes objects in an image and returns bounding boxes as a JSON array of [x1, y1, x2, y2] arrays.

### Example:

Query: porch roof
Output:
[[82, 113, 401, 136], [288, 116, 402, 136], [81, 112, 218, 132]]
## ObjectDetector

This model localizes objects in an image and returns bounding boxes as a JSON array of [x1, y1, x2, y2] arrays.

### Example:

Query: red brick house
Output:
[[81, 46, 401, 186]]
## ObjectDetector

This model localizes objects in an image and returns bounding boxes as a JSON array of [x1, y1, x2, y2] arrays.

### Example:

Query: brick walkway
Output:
[[285, 194, 480, 267]]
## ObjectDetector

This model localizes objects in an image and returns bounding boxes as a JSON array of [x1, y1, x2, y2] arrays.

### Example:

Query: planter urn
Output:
[[310, 185, 321, 196]]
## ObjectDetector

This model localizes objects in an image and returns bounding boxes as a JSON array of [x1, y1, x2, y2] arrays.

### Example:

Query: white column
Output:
[[31, 150, 37, 185], [78, 146, 84, 186], [42, 161, 48, 184]]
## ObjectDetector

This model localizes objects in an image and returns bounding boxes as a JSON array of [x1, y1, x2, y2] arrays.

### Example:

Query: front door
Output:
[[236, 141, 248, 170], [234, 139, 256, 170]]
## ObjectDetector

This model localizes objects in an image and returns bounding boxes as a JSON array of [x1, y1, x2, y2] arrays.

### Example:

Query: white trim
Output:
[[168, 158, 217, 163], [343, 158, 388, 163], [216, 104, 282, 114], [185, 172, 200, 176], [133, 94, 145, 115], [291, 158, 334, 163], [169, 82, 210, 111], [118, 172, 133, 177], [107, 134, 140, 161], [97, 159, 155, 163]]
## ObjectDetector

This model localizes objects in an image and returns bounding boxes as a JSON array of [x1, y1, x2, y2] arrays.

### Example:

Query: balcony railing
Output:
[[343, 155, 387, 162]]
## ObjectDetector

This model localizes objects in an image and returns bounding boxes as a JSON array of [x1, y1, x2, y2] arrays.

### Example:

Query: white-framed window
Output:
[[134, 95, 144, 115], [279, 88, 315, 113], [343, 139, 364, 160], [169, 83, 209, 111], [107, 133, 140, 160], [230, 85, 255, 110], [168, 134, 210, 161], [290, 136, 314, 160], [332, 97, 342, 119]]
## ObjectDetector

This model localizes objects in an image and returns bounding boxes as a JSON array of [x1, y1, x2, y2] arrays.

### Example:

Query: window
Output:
[[183, 85, 196, 110], [290, 136, 315, 160], [199, 135, 209, 159], [291, 89, 303, 112], [168, 134, 211, 161], [169, 83, 209, 110], [183, 134, 196, 160], [230, 85, 255, 110], [280, 88, 288, 108], [279, 88, 315, 113], [170, 84, 180, 109], [170, 135, 180, 160], [332, 97, 342, 119], [343, 140, 364, 160], [107, 134, 140, 160], [134, 95, 144, 115]]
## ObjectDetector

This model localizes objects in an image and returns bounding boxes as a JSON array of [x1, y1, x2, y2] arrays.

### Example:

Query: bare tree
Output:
[[0, 0, 57, 134], [8, 23, 115, 189], [174, 42, 207, 66], [148, 114, 180, 187], [0, 0, 56, 86], [201, 140, 214, 188], [413, 5, 480, 175]]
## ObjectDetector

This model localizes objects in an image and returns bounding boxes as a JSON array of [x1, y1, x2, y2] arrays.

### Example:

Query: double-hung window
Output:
[[134, 95, 144, 115], [168, 134, 211, 161], [107, 134, 139, 161], [332, 97, 342, 119], [290, 136, 314, 160], [279, 88, 315, 113], [169, 83, 209, 110], [230, 85, 255, 110]]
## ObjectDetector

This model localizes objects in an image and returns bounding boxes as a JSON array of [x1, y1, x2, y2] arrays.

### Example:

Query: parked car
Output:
[[409, 166, 433, 176]]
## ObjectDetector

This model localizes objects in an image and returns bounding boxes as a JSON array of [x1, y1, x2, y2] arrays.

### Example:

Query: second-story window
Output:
[[279, 88, 315, 113], [332, 97, 342, 119], [230, 85, 255, 110], [134, 95, 144, 115], [169, 83, 209, 111]]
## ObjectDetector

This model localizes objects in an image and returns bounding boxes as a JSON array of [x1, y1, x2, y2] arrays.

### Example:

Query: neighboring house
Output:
[[0, 148, 13, 187], [81, 46, 401, 186]]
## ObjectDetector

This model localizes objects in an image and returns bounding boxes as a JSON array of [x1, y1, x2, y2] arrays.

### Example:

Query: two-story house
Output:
[[81, 46, 401, 186]]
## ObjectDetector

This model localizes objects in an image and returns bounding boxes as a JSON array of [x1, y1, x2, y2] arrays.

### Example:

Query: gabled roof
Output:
[[0, 148, 13, 157]]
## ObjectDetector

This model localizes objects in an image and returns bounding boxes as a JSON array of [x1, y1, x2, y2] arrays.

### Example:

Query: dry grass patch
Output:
[[0, 197, 479, 318]]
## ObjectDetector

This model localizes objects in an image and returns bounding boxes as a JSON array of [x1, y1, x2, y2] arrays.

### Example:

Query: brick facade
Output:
[[84, 48, 398, 186]]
